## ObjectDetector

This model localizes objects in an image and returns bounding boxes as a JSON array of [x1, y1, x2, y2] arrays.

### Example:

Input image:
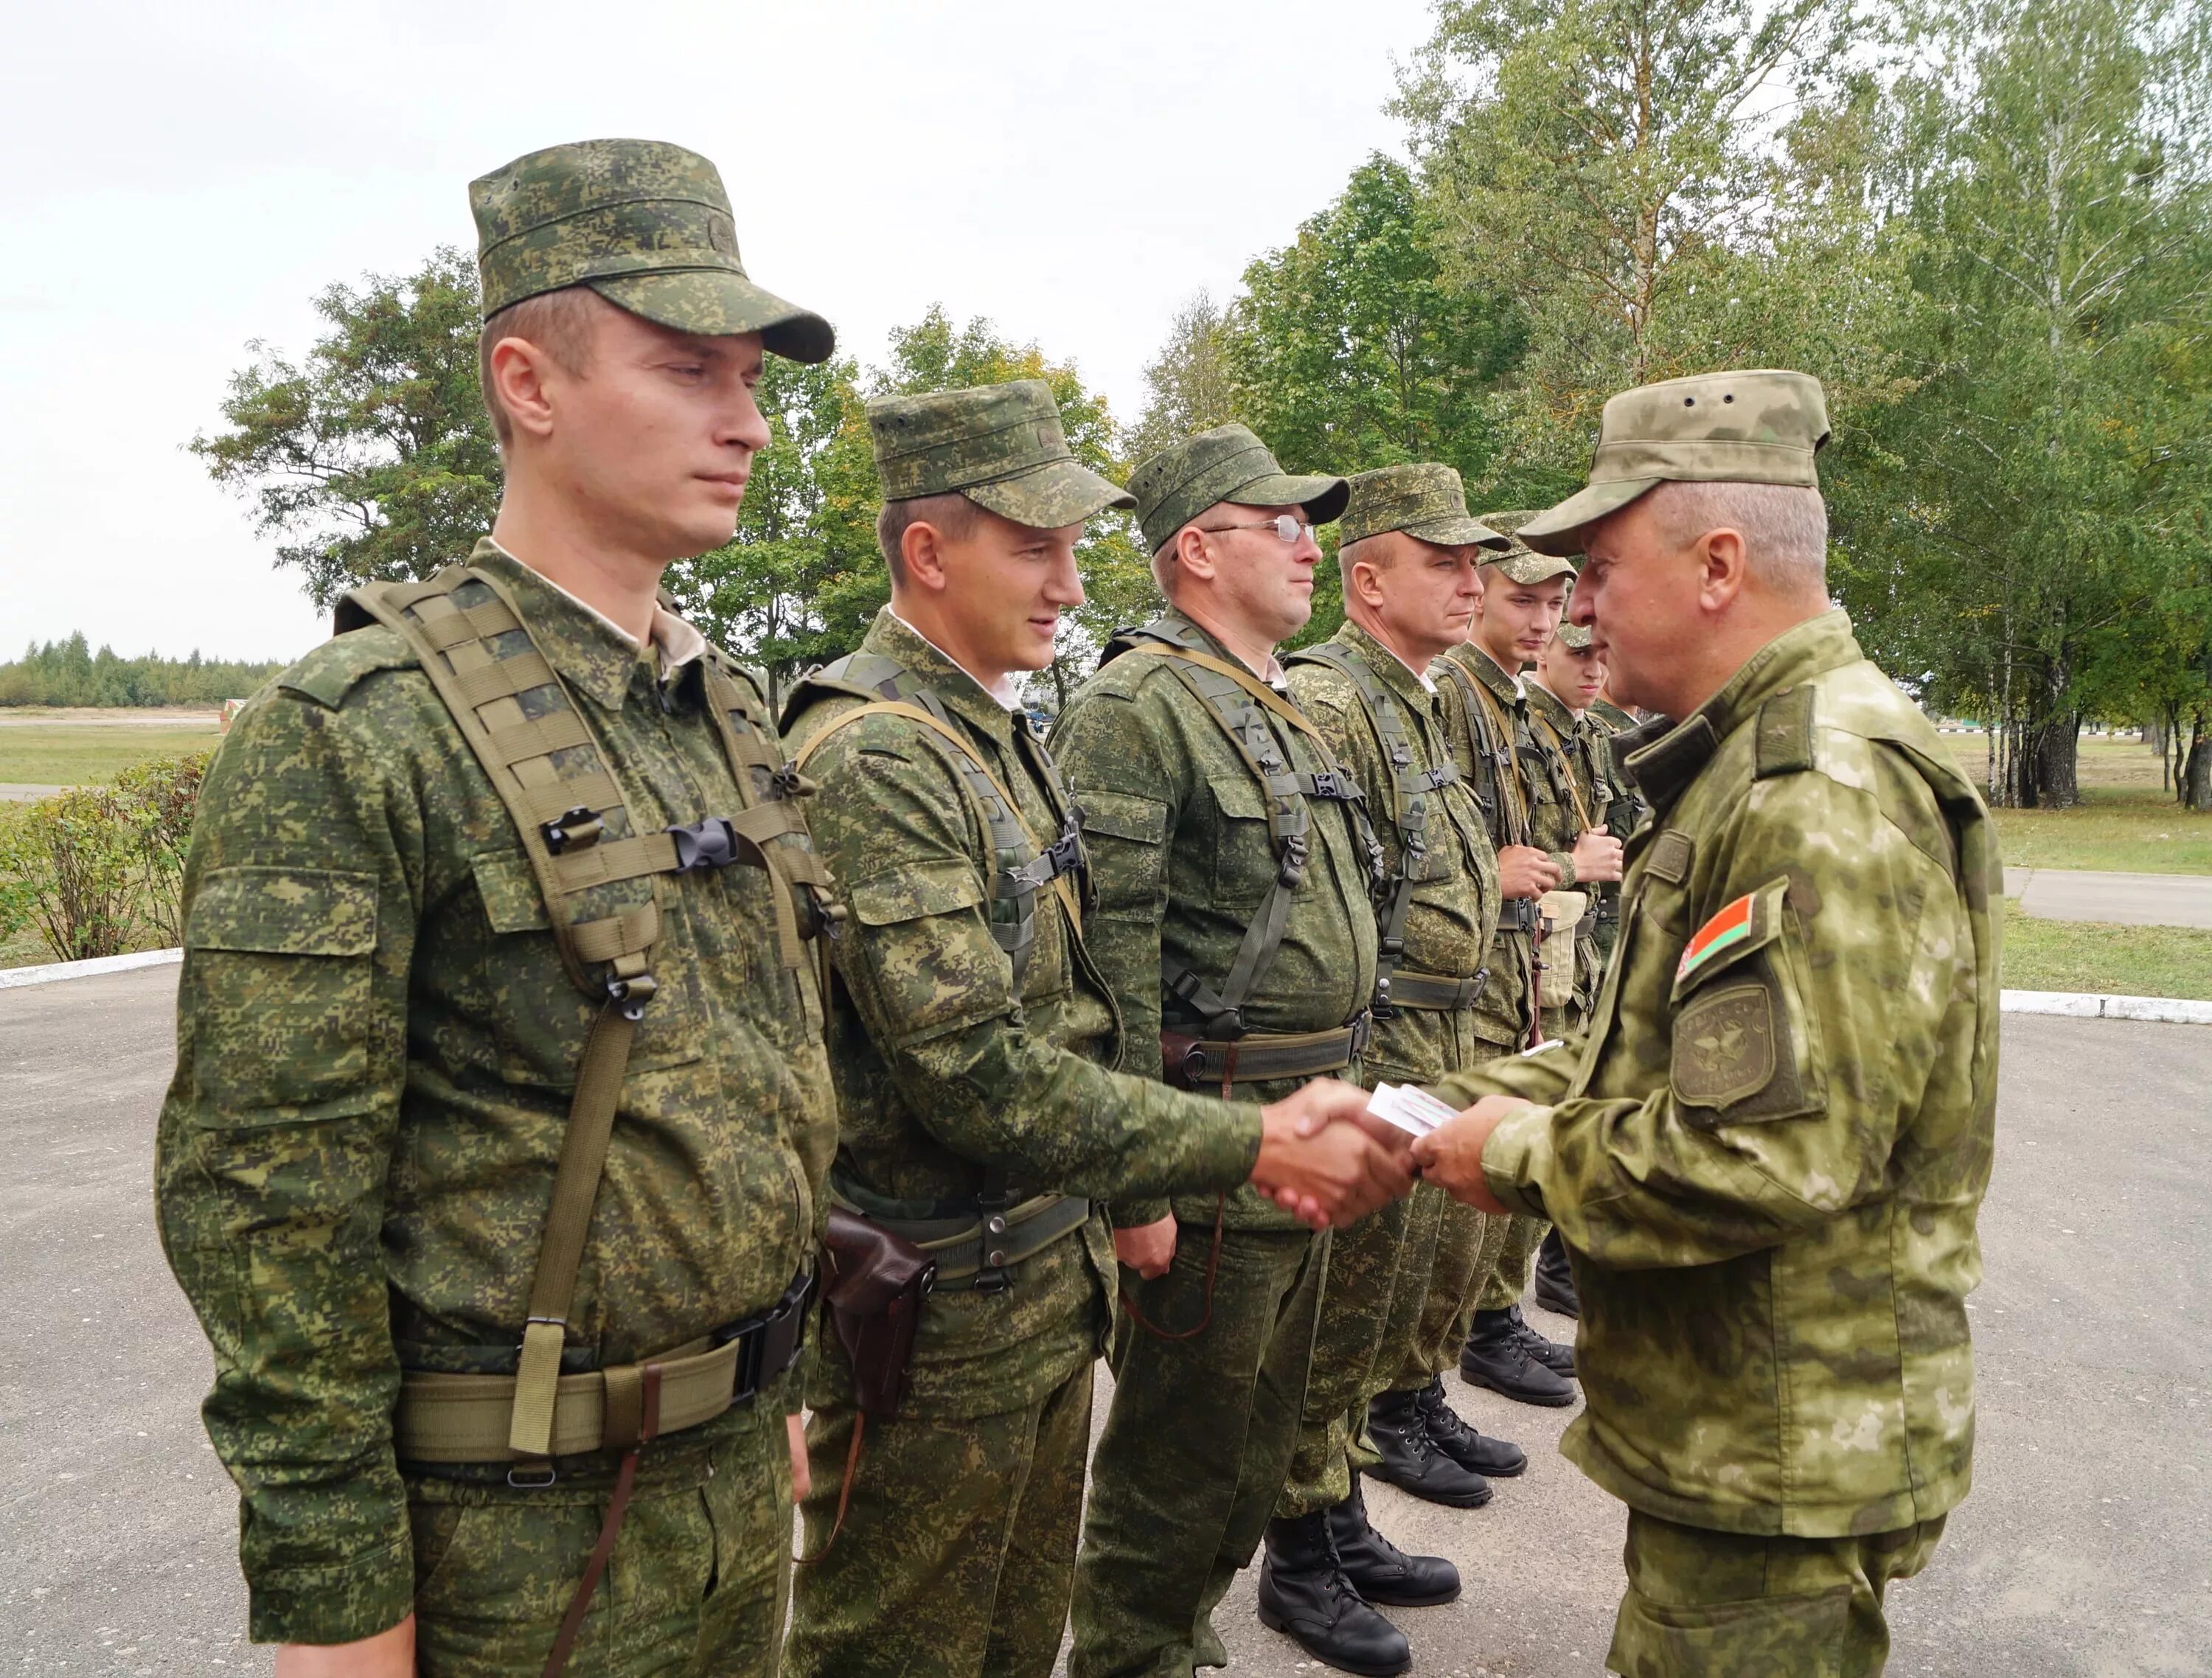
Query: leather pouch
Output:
[[819, 1208, 936, 1420]]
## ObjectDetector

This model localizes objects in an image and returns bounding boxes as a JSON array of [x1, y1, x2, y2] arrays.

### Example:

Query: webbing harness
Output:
[[1437, 651, 1548, 1043], [335, 562, 841, 1472], [1286, 639, 1487, 1017], [1100, 615, 1384, 1040]]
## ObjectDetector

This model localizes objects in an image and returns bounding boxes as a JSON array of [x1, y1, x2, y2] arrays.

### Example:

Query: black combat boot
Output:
[[1327, 1472, 1461, 1606], [1510, 1301, 1576, 1376], [1414, 1375, 1526, 1477], [1256, 1509, 1412, 1677], [1460, 1306, 1577, 1407], [1534, 1227, 1580, 1318], [1364, 1386, 1493, 1508]]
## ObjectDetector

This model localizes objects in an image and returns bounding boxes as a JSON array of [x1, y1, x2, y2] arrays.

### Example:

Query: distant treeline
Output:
[[0, 633, 288, 708]]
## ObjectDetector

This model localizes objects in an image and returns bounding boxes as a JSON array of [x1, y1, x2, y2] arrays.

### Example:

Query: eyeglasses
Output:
[[1199, 515, 1315, 546]]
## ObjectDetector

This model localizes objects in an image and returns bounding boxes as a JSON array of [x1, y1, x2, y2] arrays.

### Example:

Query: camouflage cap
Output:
[[1128, 424, 1349, 554], [1554, 621, 1596, 651], [867, 380, 1134, 528], [1340, 463, 1508, 551], [470, 138, 834, 363], [1476, 509, 1579, 585], [1519, 369, 1829, 555]]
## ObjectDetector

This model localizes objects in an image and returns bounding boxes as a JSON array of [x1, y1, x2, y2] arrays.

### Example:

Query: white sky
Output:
[[0, 0, 1435, 664]]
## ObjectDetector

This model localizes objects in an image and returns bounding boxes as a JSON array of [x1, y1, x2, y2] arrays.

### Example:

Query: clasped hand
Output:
[[1406, 1095, 1535, 1213], [1245, 1079, 1416, 1228]]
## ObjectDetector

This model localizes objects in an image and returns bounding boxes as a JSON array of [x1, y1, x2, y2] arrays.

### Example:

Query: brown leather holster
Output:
[[819, 1207, 936, 1421]]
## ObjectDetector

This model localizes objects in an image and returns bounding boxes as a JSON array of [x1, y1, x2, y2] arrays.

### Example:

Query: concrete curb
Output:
[[0, 947, 183, 990]]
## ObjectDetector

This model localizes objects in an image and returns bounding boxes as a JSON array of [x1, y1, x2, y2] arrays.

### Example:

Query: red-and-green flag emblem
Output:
[[1677, 894, 1755, 983]]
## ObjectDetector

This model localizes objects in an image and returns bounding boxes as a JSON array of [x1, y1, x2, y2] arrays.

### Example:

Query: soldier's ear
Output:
[[900, 518, 952, 595], [1172, 523, 1220, 583], [1694, 526, 1748, 615]]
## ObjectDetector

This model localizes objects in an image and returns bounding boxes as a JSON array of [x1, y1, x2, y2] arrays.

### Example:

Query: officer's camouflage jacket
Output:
[[153, 548, 838, 1644], [1439, 611, 2001, 1539], [782, 611, 1260, 1418], [1285, 621, 1500, 1086], [1051, 615, 1380, 1230]]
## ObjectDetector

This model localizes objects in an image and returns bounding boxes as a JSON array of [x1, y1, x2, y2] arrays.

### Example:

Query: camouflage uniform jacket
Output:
[[1439, 611, 2001, 1539], [1051, 613, 1380, 1230], [1525, 680, 1607, 1020], [153, 545, 838, 1644], [782, 611, 1261, 1417], [1430, 641, 1576, 1048], [1285, 621, 1500, 1086]]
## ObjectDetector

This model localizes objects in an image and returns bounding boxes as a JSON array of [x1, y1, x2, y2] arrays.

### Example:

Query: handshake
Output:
[[1250, 1084, 1539, 1230]]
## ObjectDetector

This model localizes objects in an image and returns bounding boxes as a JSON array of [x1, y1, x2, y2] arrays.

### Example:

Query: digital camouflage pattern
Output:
[[1609, 1509, 1946, 1677], [866, 380, 1133, 527], [1525, 677, 1607, 1030], [1127, 424, 1348, 553], [1279, 620, 1504, 1507], [1394, 1188, 1513, 1390], [1474, 507, 1580, 587], [1518, 369, 1829, 555], [470, 137, 833, 361], [1445, 610, 2000, 1543], [1337, 462, 1506, 550], [154, 545, 837, 1647], [1584, 698, 1654, 966]]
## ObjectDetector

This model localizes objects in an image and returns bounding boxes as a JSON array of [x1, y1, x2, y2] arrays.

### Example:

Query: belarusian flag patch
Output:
[[1677, 894, 1756, 984]]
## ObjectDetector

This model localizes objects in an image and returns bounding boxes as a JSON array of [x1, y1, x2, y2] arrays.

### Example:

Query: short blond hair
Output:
[[476, 288, 600, 450], [876, 492, 981, 588]]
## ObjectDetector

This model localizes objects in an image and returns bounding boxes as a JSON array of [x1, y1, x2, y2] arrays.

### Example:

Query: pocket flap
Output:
[[1670, 877, 1790, 1003], [1212, 773, 1270, 821], [470, 850, 552, 934], [185, 866, 376, 956], [1079, 789, 1169, 846], [846, 861, 986, 927]]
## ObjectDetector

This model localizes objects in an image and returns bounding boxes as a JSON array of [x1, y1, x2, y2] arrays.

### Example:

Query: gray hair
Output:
[[1647, 480, 1828, 599]]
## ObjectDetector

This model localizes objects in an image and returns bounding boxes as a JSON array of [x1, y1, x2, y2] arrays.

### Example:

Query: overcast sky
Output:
[[1, 0, 1436, 663]]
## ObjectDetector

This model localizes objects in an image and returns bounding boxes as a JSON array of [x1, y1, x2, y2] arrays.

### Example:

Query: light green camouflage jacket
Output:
[[154, 546, 837, 1644], [782, 611, 1260, 1417], [1052, 613, 1380, 1230], [1286, 621, 1500, 1086], [1441, 610, 2001, 1539]]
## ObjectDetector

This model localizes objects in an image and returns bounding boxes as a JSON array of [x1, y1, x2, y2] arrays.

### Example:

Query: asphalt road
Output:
[[3, 969, 2206, 1677], [2004, 867, 2212, 932]]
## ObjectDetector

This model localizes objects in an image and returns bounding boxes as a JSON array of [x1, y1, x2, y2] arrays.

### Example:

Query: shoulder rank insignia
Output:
[[1677, 893, 1755, 983]]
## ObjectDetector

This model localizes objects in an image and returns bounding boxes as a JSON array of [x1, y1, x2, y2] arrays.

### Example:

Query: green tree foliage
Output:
[[190, 246, 502, 611], [1126, 290, 1238, 464], [0, 635, 285, 706]]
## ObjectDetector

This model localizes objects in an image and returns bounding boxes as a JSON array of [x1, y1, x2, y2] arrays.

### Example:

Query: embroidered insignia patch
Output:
[[1677, 892, 1755, 983], [1672, 984, 1777, 1108]]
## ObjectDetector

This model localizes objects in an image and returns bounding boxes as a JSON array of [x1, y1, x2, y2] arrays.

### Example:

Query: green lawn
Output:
[[1947, 736, 2212, 874], [0, 720, 219, 784], [1999, 901, 2212, 1000]]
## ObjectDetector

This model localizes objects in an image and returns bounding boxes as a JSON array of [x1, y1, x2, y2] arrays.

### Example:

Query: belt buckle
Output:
[[1349, 1011, 1374, 1059]]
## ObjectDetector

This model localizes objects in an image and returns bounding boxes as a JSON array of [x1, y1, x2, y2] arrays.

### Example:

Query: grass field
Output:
[[1947, 736, 2212, 874], [1998, 902, 2212, 1001], [0, 714, 219, 785]]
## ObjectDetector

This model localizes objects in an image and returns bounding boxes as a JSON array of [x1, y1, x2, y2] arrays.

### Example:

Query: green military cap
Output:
[[1475, 509, 1579, 585], [1340, 463, 1508, 551], [1554, 622, 1595, 651], [1128, 424, 1349, 554], [470, 138, 834, 363], [1520, 369, 1829, 555], [868, 380, 1135, 527]]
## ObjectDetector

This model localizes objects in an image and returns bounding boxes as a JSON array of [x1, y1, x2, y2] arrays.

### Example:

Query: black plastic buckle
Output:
[[543, 806, 604, 854], [1277, 833, 1310, 888], [666, 818, 739, 872], [718, 1268, 817, 1402]]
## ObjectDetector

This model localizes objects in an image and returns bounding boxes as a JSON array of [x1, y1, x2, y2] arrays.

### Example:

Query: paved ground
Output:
[[3, 968, 2207, 1677], [2004, 866, 2212, 930], [0, 784, 63, 801]]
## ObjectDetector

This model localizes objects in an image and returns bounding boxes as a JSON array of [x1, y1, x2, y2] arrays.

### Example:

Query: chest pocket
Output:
[[1208, 770, 1281, 906], [1666, 876, 1826, 1127]]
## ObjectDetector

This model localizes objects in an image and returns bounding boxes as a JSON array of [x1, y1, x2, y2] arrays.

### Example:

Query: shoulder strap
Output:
[[1527, 706, 1595, 832], [1439, 657, 1532, 848]]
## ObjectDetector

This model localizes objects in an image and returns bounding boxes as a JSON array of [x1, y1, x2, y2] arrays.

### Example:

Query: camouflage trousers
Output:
[[1607, 1510, 1947, 1678], [404, 1395, 792, 1678], [785, 1360, 1094, 1678], [1394, 1185, 1511, 1387], [1068, 1222, 1327, 1678], [1277, 1188, 1441, 1517], [1475, 1211, 1547, 1313]]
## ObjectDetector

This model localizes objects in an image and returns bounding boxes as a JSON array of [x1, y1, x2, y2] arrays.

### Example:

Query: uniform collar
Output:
[[1173, 611, 1287, 687], [864, 608, 1023, 744], [1338, 619, 1439, 700], [1624, 610, 1864, 811], [1437, 638, 1525, 705], [1523, 679, 1578, 734], [473, 539, 706, 713], [885, 607, 1023, 711]]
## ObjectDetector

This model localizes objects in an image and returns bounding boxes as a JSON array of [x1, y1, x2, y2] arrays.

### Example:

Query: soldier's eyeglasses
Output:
[[1201, 515, 1315, 546]]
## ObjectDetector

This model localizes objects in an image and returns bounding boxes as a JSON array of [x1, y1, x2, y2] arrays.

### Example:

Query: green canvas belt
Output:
[[1162, 1012, 1371, 1095], [1383, 967, 1487, 1011], [392, 1270, 813, 1467], [830, 1186, 1093, 1293]]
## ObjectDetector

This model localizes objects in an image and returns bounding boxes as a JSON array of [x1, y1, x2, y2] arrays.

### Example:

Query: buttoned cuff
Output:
[[1480, 1104, 1555, 1220], [247, 1539, 413, 1647]]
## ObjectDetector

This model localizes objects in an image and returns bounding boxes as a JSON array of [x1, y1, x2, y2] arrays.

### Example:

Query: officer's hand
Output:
[[1113, 1214, 1179, 1279], [1276, 1076, 1422, 1155], [1411, 1096, 1535, 1214], [276, 1615, 415, 1677], [787, 1412, 811, 1500], [1497, 844, 1563, 899], [1571, 826, 1625, 884]]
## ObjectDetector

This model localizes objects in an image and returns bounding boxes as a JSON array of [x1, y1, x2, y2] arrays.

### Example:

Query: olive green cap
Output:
[[1519, 369, 1829, 555], [1554, 622, 1595, 651], [470, 138, 834, 363], [1129, 424, 1349, 554], [1476, 509, 1579, 585], [867, 380, 1134, 528], [1340, 463, 1508, 551]]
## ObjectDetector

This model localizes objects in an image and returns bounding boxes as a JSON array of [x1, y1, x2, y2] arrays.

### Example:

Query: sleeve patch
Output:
[[1671, 984, 1776, 1107], [1676, 892, 1754, 984]]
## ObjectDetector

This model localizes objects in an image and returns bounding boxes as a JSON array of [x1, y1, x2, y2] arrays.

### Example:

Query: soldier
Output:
[[1265, 463, 1531, 1674], [1413, 370, 2000, 1677], [1054, 425, 1393, 1678], [1433, 518, 1624, 1407], [778, 383, 1407, 1678], [156, 139, 848, 1677]]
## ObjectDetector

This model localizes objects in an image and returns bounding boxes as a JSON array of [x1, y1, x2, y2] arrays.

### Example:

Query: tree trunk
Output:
[[2035, 711, 2081, 809], [2185, 713, 2212, 812]]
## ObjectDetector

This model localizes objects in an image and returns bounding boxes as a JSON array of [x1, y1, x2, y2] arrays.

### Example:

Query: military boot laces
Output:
[[1509, 1302, 1576, 1377], [1363, 1387, 1493, 1508], [1413, 1376, 1526, 1477], [1460, 1307, 1578, 1407], [1256, 1509, 1413, 1678], [1326, 1475, 1460, 1606]]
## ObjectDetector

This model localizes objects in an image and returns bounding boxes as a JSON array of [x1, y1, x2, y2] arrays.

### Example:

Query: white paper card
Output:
[[1366, 1082, 1461, 1137]]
